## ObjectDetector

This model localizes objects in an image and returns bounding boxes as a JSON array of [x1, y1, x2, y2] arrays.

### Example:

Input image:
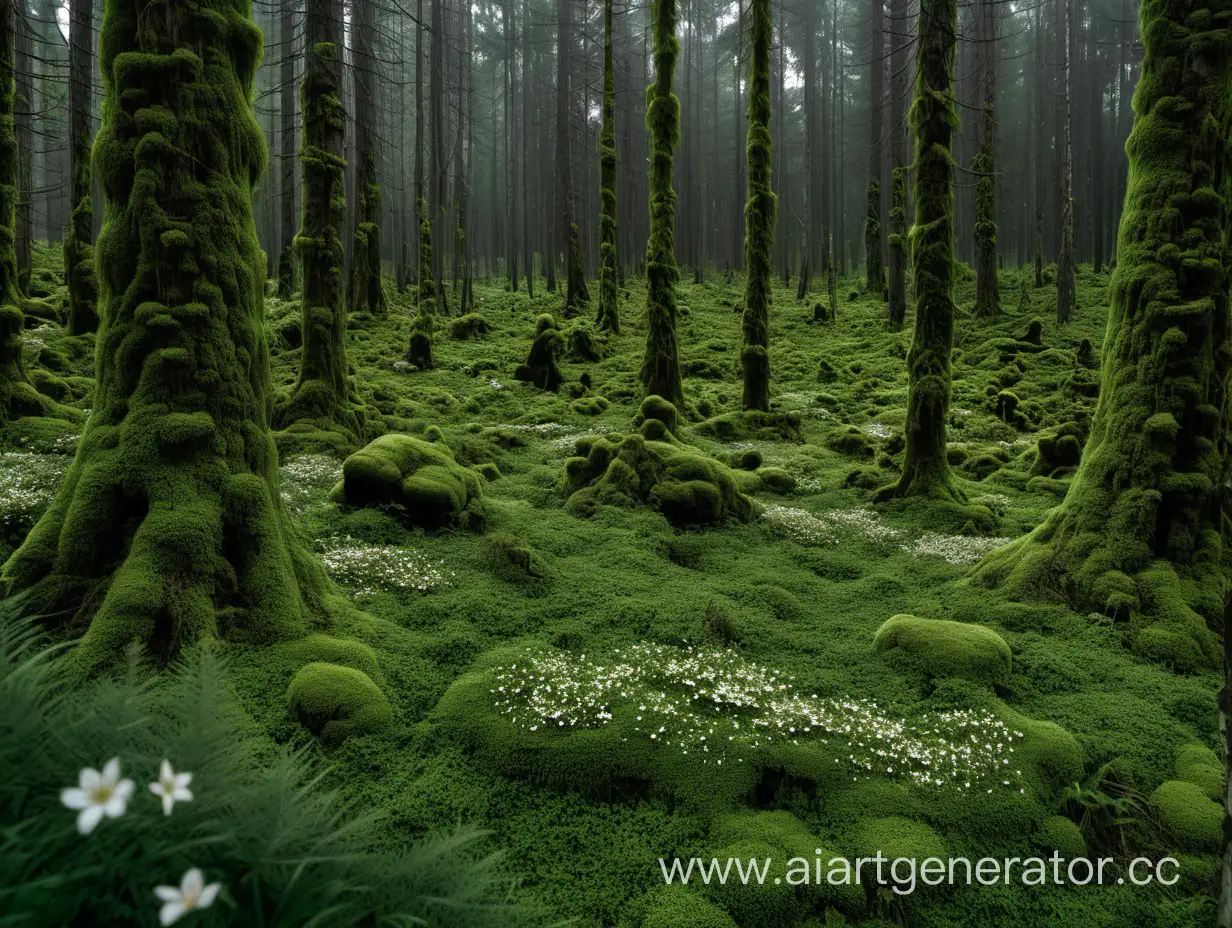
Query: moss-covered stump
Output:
[[448, 312, 490, 340], [873, 613, 1011, 684], [562, 399, 754, 527], [287, 661, 393, 746], [514, 313, 564, 391], [971, 0, 1232, 673], [336, 433, 484, 529], [1, 0, 356, 674]]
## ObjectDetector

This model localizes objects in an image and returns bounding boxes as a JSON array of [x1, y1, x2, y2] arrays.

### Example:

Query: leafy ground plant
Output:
[[0, 598, 537, 928]]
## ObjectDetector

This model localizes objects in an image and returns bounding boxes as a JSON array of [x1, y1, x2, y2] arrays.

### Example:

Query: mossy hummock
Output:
[[274, 0, 363, 448], [875, 0, 963, 503], [973, 0, 1232, 672], [639, 0, 684, 407], [2, 0, 344, 673], [739, 0, 775, 413]]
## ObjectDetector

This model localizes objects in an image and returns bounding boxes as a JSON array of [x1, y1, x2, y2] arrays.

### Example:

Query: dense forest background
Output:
[[14, 0, 1139, 297]]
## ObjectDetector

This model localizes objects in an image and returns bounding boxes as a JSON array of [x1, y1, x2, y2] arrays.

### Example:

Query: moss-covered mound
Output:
[[640, 886, 736, 928], [287, 661, 392, 746], [1152, 779, 1222, 851], [563, 398, 755, 527], [1174, 743, 1222, 800], [872, 613, 1012, 684], [336, 434, 484, 529]]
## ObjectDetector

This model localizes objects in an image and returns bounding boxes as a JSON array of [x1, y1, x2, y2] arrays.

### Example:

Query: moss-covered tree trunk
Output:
[[64, 0, 97, 335], [12, 9, 28, 297], [740, 0, 775, 412], [405, 197, 436, 369], [875, 0, 962, 503], [887, 167, 907, 330], [864, 182, 886, 299], [596, 0, 620, 334], [639, 0, 684, 407], [348, 0, 384, 319], [971, 0, 1000, 318], [2, 0, 339, 673], [277, 0, 296, 298], [273, 0, 360, 445], [972, 102, 1000, 317], [1055, 0, 1076, 323], [974, 0, 1231, 674], [0, 4, 74, 430]]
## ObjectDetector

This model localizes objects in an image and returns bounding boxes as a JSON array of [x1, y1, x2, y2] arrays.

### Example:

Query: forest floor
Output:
[[2, 247, 1218, 928]]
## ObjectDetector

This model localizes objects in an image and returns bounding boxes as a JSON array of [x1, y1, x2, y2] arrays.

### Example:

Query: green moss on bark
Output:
[[273, 5, 362, 449], [887, 167, 907, 329], [639, 0, 684, 407], [405, 197, 436, 369], [739, 0, 775, 413], [875, 0, 963, 503], [972, 104, 1000, 318], [596, 0, 619, 334], [864, 181, 886, 300], [64, 0, 97, 336], [973, 0, 1232, 672], [1, 0, 339, 674]]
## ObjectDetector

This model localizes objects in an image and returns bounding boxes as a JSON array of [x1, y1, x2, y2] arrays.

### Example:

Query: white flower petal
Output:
[[61, 787, 89, 810], [160, 759, 174, 782], [113, 779, 135, 802], [173, 786, 193, 803], [101, 757, 121, 786], [78, 767, 101, 792], [102, 794, 128, 819], [159, 901, 187, 927], [197, 883, 220, 909], [161, 793, 174, 816], [77, 803, 105, 835], [181, 869, 203, 897], [175, 772, 192, 789], [154, 886, 182, 904]]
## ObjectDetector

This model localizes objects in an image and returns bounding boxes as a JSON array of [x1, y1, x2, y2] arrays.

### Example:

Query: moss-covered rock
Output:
[[640, 886, 736, 928], [287, 661, 392, 745], [1151, 779, 1222, 850], [338, 434, 484, 528], [448, 313, 490, 340], [852, 816, 947, 868], [873, 613, 1011, 684], [755, 466, 795, 494]]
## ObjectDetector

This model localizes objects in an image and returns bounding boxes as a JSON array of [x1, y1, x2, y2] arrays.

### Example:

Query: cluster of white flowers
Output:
[[490, 645, 1026, 790], [498, 422, 576, 437], [762, 504, 903, 547], [60, 757, 217, 925], [793, 475, 824, 494], [393, 360, 413, 372], [22, 322, 59, 354], [901, 533, 1011, 565], [489, 378, 505, 390], [973, 492, 1012, 511], [319, 534, 453, 595], [861, 421, 895, 440], [279, 454, 342, 510], [0, 452, 69, 530]]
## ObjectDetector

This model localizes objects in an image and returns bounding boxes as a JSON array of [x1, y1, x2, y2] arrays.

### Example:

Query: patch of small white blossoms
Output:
[[279, 454, 342, 510], [319, 534, 453, 595], [901, 533, 1011, 565], [861, 421, 895, 440], [0, 452, 69, 530], [775, 392, 833, 420], [22, 322, 59, 354], [489, 378, 505, 390], [762, 504, 904, 547], [490, 645, 1025, 790]]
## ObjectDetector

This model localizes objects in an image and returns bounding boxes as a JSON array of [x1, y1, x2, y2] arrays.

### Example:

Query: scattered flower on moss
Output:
[[0, 452, 70, 530]]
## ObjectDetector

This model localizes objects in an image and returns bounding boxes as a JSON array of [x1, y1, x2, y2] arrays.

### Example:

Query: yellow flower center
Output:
[[88, 785, 113, 804]]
